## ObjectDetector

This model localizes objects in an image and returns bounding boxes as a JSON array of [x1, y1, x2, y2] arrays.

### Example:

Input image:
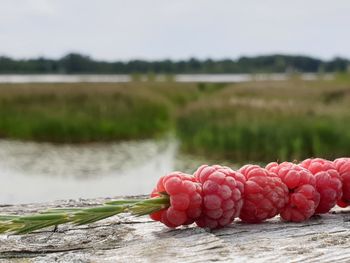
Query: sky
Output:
[[0, 0, 349, 61]]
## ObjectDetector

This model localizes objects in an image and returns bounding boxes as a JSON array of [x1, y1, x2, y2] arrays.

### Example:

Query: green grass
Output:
[[177, 78, 350, 162], [0, 78, 350, 162], [0, 82, 201, 142]]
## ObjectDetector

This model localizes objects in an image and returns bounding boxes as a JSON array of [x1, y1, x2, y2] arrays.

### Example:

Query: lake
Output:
[[0, 73, 333, 83], [0, 73, 335, 205], [0, 138, 213, 204]]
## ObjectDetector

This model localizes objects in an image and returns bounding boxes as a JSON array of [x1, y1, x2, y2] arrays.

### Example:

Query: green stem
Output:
[[0, 195, 170, 235]]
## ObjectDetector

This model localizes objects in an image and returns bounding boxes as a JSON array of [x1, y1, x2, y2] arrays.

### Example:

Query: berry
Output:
[[266, 162, 320, 222], [239, 165, 288, 223], [333, 158, 350, 207], [150, 171, 202, 227], [194, 165, 245, 229], [300, 158, 342, 213]]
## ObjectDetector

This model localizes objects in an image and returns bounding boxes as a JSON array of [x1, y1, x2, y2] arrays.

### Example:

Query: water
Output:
[[0, 139, 206, 204], [0, 73, 333, 83]]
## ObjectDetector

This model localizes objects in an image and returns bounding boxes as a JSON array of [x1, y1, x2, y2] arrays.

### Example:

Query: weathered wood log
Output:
[[0, 197, 350, 263]]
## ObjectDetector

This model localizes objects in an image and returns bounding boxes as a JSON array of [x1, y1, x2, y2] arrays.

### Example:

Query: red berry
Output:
[[239, 165, 288, 223], [300, 158, 342, 213], [194, 165, 245, 229], [333, 158, 350, 207], [266, 162, 320, 222], [150, 172, 202, 227]]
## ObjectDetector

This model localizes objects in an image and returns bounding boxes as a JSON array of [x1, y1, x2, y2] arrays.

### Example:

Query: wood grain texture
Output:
[[1, 197, 350, 263]]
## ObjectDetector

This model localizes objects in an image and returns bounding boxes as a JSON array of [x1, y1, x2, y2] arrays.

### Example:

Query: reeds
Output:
[[0, 83, 178, 142], [177, 79, 350, 162], [0, 79, 349, 162]]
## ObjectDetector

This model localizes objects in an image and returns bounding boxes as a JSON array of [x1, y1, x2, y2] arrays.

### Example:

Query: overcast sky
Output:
[[0, 0, 349, 61]]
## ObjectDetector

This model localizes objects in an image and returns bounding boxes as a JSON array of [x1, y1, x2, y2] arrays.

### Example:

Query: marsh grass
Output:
[[177, 79, 350, 162], [0, 79, 349, 162], [0, 82, 202, 142]]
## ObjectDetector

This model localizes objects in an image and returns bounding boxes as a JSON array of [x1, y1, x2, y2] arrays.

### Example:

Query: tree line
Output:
[[0, 53, 348, 74]]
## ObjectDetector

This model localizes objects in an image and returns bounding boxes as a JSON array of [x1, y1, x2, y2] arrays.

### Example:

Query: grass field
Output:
[[0, 82, 175, 142], [0, 76, 349, 162], [177, 76, 350, 162]]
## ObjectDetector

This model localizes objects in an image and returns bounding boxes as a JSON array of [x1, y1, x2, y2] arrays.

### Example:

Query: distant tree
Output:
[[0, 53, 348, 74], [59, 53, 94, 73], [324, 57, 348, 72]]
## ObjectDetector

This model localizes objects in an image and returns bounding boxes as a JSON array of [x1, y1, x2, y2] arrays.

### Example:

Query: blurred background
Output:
[[0, 0, 349, 204]]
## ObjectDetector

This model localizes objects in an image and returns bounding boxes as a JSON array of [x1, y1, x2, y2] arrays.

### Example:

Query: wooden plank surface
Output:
[[0, 197, 350, 263]]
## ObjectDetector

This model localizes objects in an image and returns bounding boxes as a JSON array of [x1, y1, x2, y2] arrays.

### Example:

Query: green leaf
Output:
[[0, 223, 12, 233], [13, 218, 68, 234], [15, 214, 68, 221], [41, 208, 84, 214], [9, 214, 70, 234], [0, 196, 171, 235], [105, 199, 145, 205], [128, 196, 170, 216], [72, 205, 126, 225], [0, 215, 19, 221]]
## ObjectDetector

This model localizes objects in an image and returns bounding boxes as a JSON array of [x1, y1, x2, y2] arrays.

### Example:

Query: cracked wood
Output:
[[0, 197, 350, 263]]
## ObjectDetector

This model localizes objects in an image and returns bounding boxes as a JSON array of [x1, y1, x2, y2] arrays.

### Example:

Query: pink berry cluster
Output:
[[149, 157, 350, 229]]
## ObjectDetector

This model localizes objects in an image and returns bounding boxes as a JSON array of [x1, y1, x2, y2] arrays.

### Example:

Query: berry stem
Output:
[[0, 194, 170, 235]]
